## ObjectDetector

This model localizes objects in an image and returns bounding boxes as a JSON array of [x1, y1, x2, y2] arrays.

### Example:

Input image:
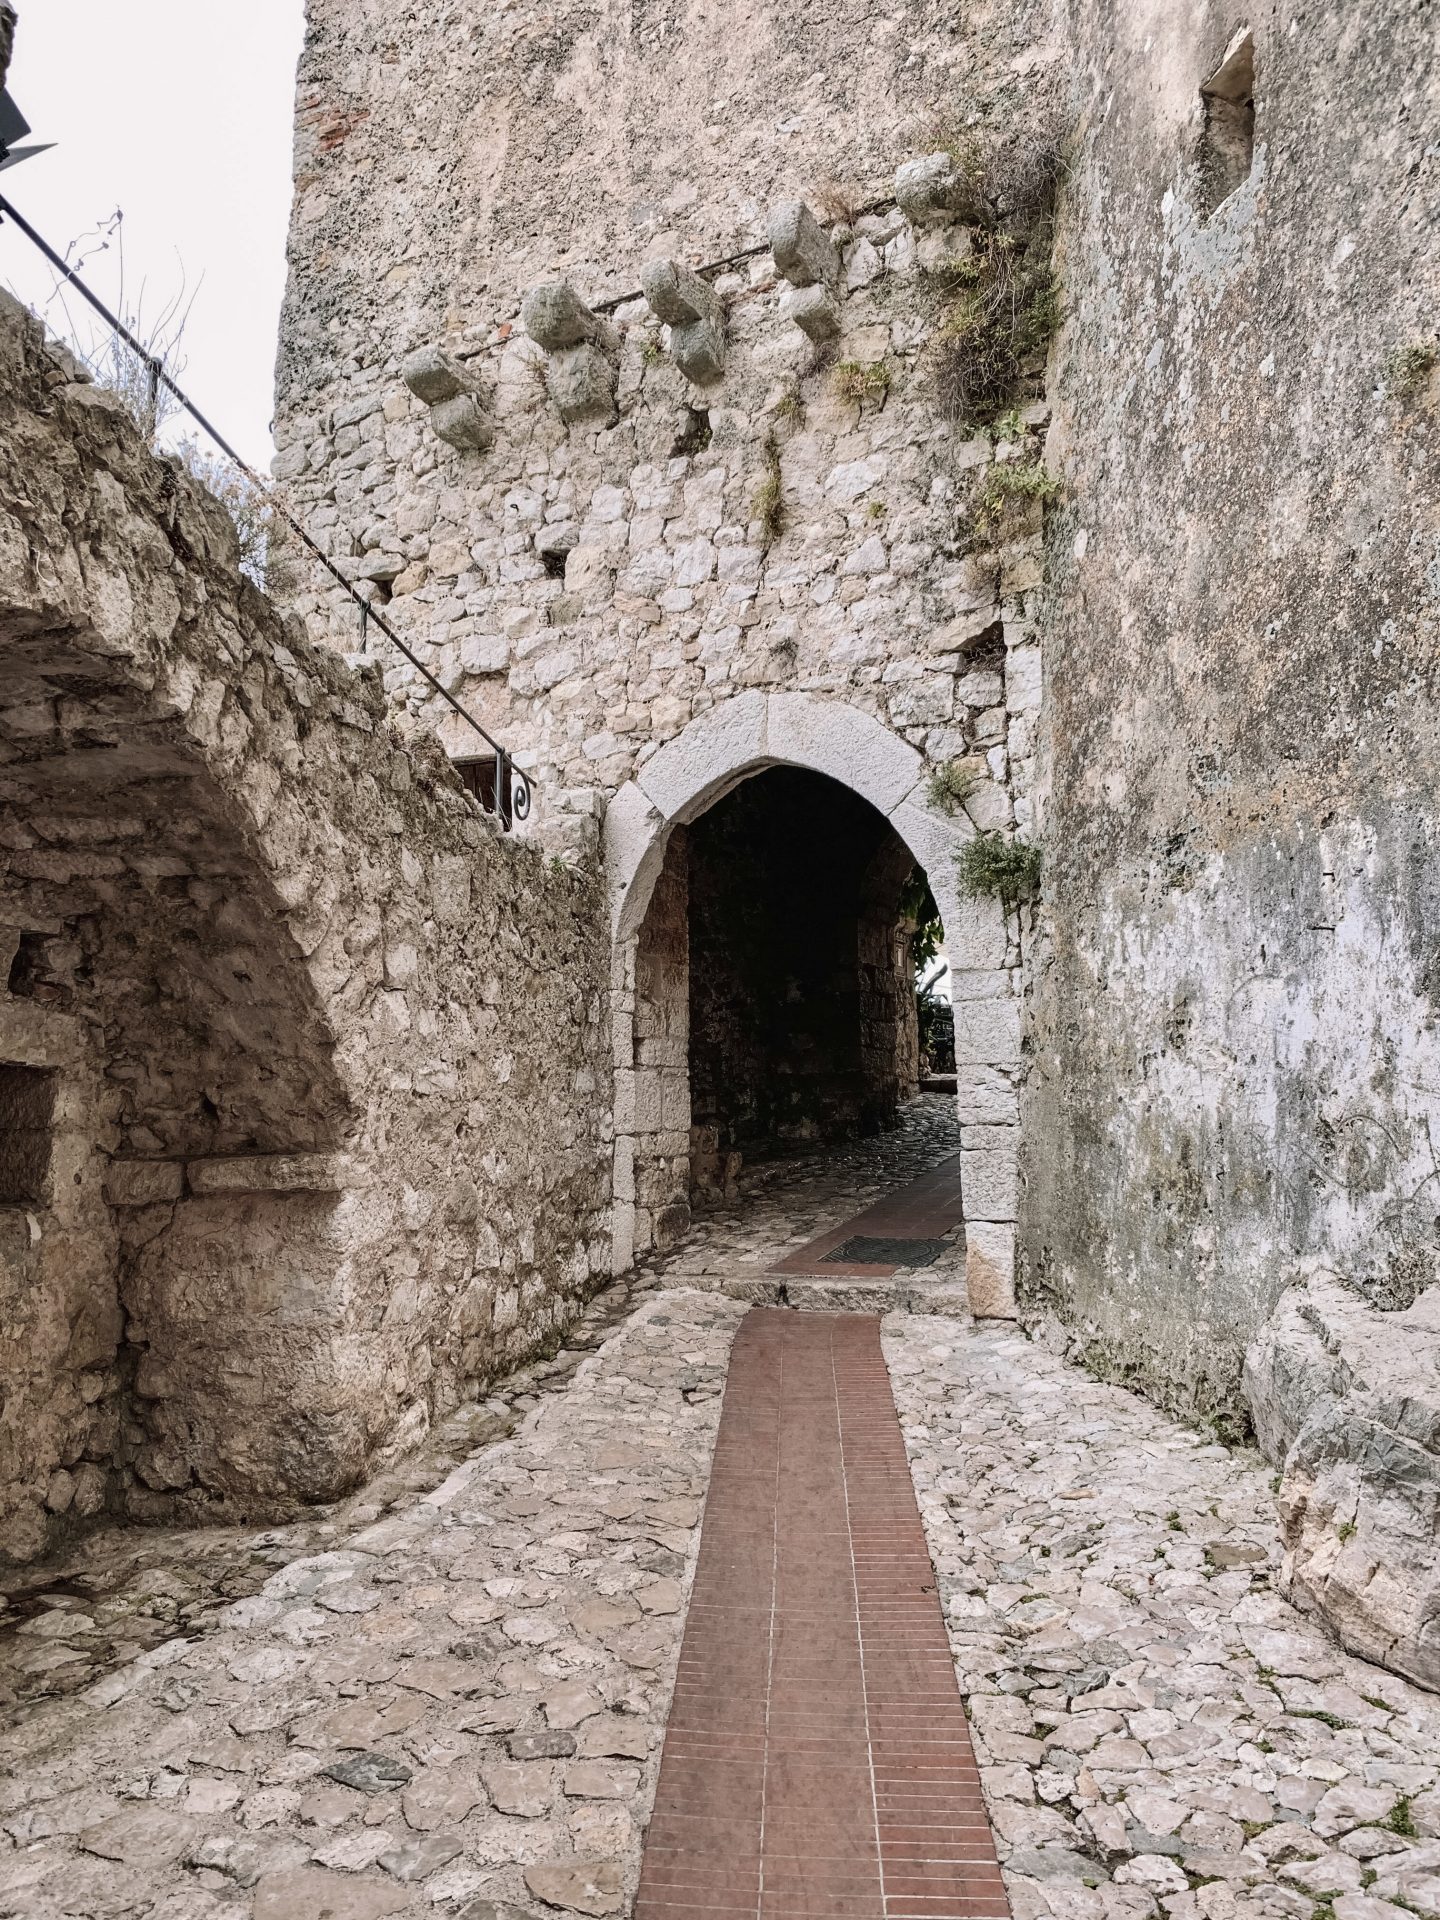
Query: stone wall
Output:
[[273, 0, 1063, 1312], [0, 293, 612, 1559], [1021, 2, 1440, 1423]]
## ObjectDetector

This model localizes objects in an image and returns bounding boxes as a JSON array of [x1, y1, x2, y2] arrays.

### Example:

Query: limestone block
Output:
[[768, 692, 921, 815], [635, 689, 769, 825], [1243, 1277, 1440, 1692], [894, 152, 990, 229], [768, 199, 840, 288], [942, 892, 1008, 971], [604, 783, 665, 934], [521, 281, 606, 352], [641, 261, 727, 386], [1006, 645, 1043, 712], [641, 259, 720, 329], [960, 1146, 1018, 1222], [545, 345, 618, 426], [104, 1159, 184, 1207], [780, 283, 843, 345], [401, 345, 468, 406], [966, 1221, 1017, 1319], [916, 224, 976, 273], [668, 316, 726, 387], [953, 995, 1022, 1067], [186, 1152, 349, 1196], [955, 1066, 1020, 1126], [429, 393, 496, 453]]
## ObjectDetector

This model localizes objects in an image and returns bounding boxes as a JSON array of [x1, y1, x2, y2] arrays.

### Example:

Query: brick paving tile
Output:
[[636, 1309, 1010, 1920]]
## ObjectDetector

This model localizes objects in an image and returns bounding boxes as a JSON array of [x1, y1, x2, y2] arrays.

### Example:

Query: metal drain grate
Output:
[[821, 1235, 951, 1268]]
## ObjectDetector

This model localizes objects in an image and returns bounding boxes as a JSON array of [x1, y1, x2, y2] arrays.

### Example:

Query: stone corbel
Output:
[[521, 282, 620, 427], [768, 200, 844, 346], [401, 346, 496, 452], [640, 259, 726, 387], [893, 152, 994, 229]]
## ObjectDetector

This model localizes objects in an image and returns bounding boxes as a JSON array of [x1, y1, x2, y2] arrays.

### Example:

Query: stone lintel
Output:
[[185, 1152, 355, 1197]]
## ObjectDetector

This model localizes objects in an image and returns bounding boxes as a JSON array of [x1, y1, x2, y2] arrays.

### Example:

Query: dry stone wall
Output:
[[0, 292, 612, 1561]]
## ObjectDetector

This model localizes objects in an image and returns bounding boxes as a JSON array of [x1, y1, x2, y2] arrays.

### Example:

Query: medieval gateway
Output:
[[1, 2, 1439, 1915]]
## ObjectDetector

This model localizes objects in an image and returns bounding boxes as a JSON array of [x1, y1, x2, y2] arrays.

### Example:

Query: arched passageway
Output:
[[678, 766, 943, 1198], [604, 693, 1022, 1316]]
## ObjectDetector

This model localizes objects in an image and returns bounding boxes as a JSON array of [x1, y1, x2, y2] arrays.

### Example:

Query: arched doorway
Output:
[[604, 693, 1022, 1318]]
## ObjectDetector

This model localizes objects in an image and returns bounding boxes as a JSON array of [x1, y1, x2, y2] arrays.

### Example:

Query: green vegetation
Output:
[[1388, 1796, 1418, 1838], [1387, 341, 1437, 398], [957, 831, 1042, 905], [975, 458, 1062, 536], [753, 431, 786, 549], [926, 759, 982, 816], [834, 359, 892, 407]]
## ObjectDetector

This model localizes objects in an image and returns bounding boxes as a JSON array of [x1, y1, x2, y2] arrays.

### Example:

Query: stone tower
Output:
[[273, 0, 1063, 1302]]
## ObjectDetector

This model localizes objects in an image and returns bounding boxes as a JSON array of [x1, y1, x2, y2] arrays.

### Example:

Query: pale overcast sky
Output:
[[3, 1, 306, 468]]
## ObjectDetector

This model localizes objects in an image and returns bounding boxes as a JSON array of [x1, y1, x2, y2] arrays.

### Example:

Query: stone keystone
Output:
[[894, 151, 993, 228], [642, 260, 727, 387], [522, 281, 608, 353], [780, 284, 842, 345], [768, 199, 841, 288]]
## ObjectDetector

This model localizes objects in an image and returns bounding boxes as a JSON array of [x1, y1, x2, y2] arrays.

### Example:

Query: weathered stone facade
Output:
[[272, 0, 1060, 1308], [1020, 1, 1440, 1428], [0, 293, 612, 1561]]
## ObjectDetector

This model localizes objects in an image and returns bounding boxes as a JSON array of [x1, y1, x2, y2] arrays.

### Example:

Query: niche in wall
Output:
[[1199, 29, 1256, 216], [0, 1063, 57, 1207]]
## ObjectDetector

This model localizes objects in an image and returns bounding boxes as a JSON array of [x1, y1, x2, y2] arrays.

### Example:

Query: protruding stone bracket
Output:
[[769, 200, 845, 345], [401, 346, 496, 453], [640, 259, 726, 387], [894, 152, 994, 229], [780, 284, 842, 346], [521, 282, 620, 427]]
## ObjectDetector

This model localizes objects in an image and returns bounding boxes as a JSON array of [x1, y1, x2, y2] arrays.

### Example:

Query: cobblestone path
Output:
[[637, 1311, 1007, 1920], [886, 1319, 1440, 1920], [1, 1115, 1439, 1919]]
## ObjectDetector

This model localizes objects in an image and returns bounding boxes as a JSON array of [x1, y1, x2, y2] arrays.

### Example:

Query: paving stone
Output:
[[252, 1866, 412, 1918], [379, 1831, 464, 1880], [524, 1858, 625, 1915], [323, 1752, 415, 1794]]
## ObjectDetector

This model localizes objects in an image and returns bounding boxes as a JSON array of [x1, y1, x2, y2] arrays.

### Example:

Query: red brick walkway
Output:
[[637, 1310, 1010, 1920], [770, 1157, 963, 1279]]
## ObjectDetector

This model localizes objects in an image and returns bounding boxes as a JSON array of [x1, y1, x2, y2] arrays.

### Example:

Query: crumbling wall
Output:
[[0, 292, 612, 1558], [1021, 1, 1440, 1423]]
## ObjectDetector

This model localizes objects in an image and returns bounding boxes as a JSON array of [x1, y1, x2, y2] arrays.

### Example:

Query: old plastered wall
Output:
[[0, 293, 611, 1560], [1022, 2, 1440, 1424], [274, 0, 1062, 1309]]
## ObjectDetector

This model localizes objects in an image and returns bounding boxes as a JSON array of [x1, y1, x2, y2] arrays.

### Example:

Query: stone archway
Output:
[[603, 692, 1021, 1317]]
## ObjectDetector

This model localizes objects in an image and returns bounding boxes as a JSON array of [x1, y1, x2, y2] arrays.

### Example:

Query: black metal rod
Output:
[[0, 190, 532, 819]]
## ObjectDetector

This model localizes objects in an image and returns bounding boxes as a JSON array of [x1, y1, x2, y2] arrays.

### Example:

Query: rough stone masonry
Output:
[[3, 0, 1440, 1708], [0, 293, 612, 1563], [263, 0, 1440, 1690]]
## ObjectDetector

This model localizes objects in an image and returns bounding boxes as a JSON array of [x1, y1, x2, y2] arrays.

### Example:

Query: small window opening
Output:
[[1198, 29, 1255, 217], [453, 753, 517, 828], [0, 1064, 57, 1207]]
